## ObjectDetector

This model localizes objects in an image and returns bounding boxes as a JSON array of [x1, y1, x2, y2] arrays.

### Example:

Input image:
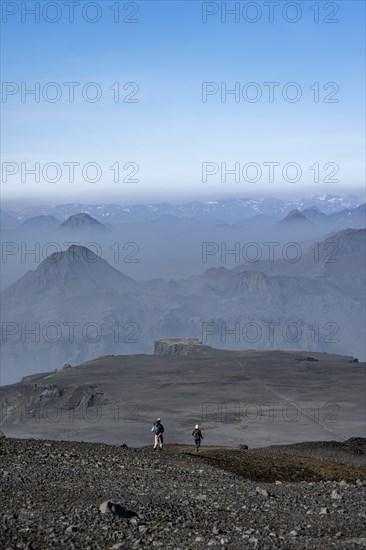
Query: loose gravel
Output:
[[0, 437, 365, 549]]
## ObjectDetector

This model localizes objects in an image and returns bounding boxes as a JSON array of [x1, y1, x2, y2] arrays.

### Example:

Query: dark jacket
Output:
[[192, 428, 203, 440]]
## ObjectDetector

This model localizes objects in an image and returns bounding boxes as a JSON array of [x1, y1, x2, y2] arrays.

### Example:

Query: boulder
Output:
[[66, 525, 79, 533], [99, 500, 137, 518]]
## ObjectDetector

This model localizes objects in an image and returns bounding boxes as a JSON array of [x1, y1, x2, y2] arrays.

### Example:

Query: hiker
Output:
[[192, 424, 203, 451], [151, 417, 164, 450]]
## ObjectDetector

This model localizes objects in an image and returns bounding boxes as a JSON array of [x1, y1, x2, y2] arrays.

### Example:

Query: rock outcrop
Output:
[[154, 338, 210, 356]]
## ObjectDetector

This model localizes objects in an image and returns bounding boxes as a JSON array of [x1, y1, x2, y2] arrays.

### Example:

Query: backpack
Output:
[[194, 430, 200, 440]]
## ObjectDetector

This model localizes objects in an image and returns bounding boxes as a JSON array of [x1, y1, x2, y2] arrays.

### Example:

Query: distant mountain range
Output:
[[1, 198, 365, 234], [278, 204, 365, 228], [2, 212, 109, 233], [18, 215, 60, 231], [1, 195, 365, 228], [1, 227, 365, 384]]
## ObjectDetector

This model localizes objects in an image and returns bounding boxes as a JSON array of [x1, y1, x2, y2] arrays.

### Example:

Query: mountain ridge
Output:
[[1, 228, 365, 383]]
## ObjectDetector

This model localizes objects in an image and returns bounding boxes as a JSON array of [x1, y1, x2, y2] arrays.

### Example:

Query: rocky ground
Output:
[[0, 436, 365, 549]]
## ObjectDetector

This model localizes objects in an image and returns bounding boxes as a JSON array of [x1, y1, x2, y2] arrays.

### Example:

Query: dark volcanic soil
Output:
[[0, 437, 365, 549]]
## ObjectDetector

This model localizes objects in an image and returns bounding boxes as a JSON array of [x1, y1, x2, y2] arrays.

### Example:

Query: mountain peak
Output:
[[42, 245, 103, 267], [60, 213, 107, 231], [3, 245, 134, 297], [279, 209, 312, 224]]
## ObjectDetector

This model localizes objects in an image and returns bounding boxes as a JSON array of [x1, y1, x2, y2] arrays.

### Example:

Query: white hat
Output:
[[195, 424, 199, 429]]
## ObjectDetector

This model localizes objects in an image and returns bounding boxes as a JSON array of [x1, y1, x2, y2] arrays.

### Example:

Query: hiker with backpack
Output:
[[151, 417, 164, 450], [192, 424, 203, 451]]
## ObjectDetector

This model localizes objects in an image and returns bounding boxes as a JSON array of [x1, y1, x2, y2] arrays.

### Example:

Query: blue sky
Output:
[[1, 0, 365, 206]]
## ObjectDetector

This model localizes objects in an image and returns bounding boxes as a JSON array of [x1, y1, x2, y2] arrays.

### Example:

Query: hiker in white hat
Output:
[[192, 424, 203, 451]]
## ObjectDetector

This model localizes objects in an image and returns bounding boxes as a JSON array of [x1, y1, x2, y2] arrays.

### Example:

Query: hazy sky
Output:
[[1, 0, 365, 205]]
